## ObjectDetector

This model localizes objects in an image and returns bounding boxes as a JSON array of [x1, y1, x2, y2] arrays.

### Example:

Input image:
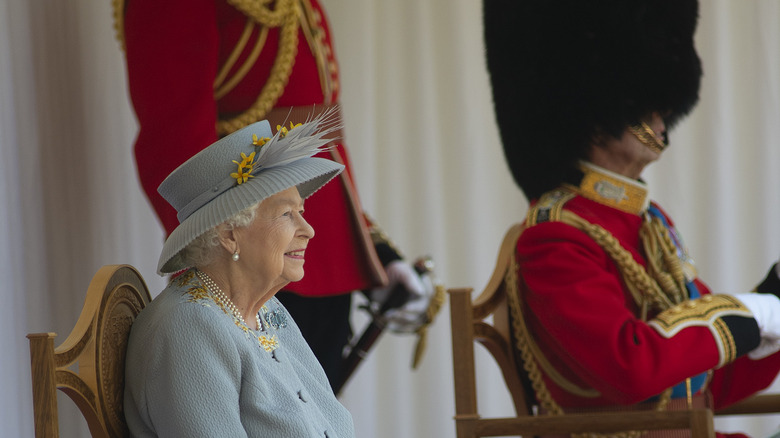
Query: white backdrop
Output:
[[2, 0, 779, 437]]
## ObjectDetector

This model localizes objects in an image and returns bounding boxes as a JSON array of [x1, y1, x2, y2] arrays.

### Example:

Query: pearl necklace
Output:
[[196, 270, 263, 331]]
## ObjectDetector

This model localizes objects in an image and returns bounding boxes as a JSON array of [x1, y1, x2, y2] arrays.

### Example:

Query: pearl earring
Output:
[[232, 251, 240, 262]]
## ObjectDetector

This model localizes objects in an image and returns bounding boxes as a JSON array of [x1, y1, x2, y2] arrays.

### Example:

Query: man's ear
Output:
[[590, 127, 612, 149]]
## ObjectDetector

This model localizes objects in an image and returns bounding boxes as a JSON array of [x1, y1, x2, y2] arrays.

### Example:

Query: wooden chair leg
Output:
[[450, 288, 478, 418], [28, 333, 60, 438], [689, 409, 715, 438], [450, 287, 481, 438]]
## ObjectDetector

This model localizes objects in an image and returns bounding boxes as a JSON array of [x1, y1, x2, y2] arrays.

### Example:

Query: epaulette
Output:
[[525, 188, 577, 226]]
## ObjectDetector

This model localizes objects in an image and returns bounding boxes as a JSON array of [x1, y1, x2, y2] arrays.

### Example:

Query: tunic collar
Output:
[[567, 161, 649, 215]]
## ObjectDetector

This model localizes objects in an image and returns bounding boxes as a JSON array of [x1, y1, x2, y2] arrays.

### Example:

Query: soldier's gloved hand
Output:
[[737, 293, 780, 360], [369, 260, 435, 334], [386, 260, 426, 299]]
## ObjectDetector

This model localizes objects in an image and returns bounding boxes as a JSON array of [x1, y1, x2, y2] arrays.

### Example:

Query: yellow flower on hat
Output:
[[232, 151, 256, 170], [230, 168, 252, 185], [252, 134, 270, 147], [230, 151, 256, 185], [276, 121, 303, 138]]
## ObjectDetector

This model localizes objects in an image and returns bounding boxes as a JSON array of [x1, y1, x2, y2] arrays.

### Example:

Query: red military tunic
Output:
[[121, 0, 386, 295], [513, 163, 780, 433]]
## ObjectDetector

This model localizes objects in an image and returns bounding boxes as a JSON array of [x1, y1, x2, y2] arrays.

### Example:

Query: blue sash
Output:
[[646, 205, 707, 399]]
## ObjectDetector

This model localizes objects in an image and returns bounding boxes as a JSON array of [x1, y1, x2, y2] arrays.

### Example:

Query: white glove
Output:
[[736, 293, 780, 360], [369, 260, 435, 334]]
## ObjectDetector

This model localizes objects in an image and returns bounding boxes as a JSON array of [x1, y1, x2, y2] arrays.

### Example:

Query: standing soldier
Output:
[[115, 0, 439, 390]]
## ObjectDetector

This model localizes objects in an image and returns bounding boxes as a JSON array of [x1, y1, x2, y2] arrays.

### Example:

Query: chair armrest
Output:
[[464, 409, 715, 438], [461, 409, 714, 438], [715, 394, 780, 416]]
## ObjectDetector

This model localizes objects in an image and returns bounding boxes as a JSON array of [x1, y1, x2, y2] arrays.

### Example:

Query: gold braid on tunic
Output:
[[218, 0, 300, 135], [505, 188, 694, 438], [112, 0, 334, 136]]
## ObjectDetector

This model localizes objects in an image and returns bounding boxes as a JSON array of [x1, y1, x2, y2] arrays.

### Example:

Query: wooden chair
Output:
[[449, 224, 780, 438], [27, 264, 151, 438]]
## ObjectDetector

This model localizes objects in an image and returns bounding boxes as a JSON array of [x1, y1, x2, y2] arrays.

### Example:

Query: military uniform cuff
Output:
[[648, 294, 760, 367]]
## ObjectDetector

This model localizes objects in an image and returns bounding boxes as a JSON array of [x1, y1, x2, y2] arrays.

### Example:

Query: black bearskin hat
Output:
[[484, 0, 702, 200]]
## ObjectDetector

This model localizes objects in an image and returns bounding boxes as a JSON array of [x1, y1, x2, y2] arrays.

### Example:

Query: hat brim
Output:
[[157, 157, 344, 274]]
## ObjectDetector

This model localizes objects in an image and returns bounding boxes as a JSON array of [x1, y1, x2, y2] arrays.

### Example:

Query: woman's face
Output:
[[234, 186, 314, 291]]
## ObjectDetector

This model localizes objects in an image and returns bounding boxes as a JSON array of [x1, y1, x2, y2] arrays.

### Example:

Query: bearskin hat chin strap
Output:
[[629, 123, 668, 155]]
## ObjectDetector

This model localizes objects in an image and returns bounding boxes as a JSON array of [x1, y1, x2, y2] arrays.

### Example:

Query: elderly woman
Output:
[[124, 110, 354, 437]]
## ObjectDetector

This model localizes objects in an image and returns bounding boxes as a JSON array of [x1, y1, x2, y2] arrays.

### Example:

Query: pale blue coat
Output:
[[124, 270, 355, 438]]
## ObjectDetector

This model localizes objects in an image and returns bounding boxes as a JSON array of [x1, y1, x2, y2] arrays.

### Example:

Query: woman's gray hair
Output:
[[177, 203, 260, 268]]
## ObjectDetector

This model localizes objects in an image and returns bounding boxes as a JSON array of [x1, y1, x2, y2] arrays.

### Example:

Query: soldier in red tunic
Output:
[[484, 0, 780, 435], [116, 0, 435, 390]]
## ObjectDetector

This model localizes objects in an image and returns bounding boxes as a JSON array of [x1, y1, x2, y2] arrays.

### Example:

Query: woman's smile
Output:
[[285, 249, 305, 259]]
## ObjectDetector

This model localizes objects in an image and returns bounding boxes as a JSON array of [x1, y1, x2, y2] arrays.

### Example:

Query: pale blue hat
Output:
[[157, 109, 344, 274]]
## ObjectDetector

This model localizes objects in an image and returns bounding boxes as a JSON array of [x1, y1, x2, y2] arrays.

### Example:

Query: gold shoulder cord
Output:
[[218, 0, 300, 135], [228, 0, 294, 26], [530, 189, 687, 318], [213, 20, 270, 99], [110, 0, 293, 54], [509, 190, 677, 438], [639, 215, 689, 306], [506, 250, 671, 438], [560, 211, 680, 318], [110, 0, 301, 136]]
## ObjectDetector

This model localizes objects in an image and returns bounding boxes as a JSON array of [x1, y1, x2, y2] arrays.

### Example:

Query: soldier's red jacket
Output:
[[513, 163, 780, 432], [122, 0, 386, 295]]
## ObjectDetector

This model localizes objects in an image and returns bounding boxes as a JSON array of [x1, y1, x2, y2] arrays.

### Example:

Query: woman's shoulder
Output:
[[131, 270, 229, 339]]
